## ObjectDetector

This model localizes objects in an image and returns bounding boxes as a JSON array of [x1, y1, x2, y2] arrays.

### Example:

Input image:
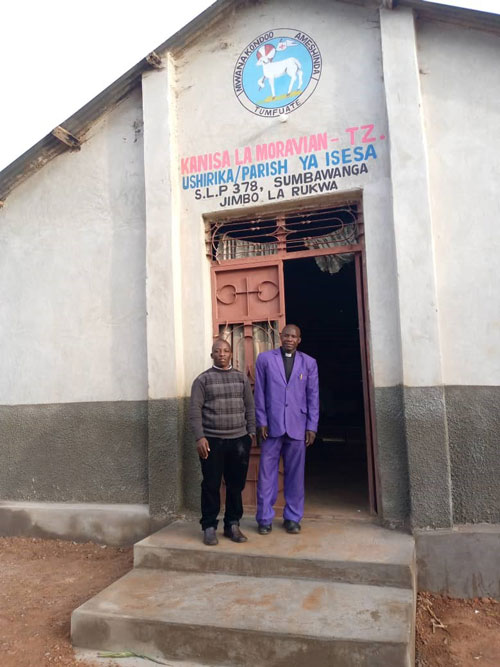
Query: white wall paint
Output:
[[0, 90, 148, 404], [171, 0, 402, 391], [2, 0, 498, 405], [142, 61, 186, 400], [380, 7, 444, 387], [418, 19, 500, 385]]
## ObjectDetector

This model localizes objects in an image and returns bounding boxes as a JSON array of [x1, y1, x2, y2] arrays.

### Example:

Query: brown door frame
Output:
[[354, 251, 379, 514]]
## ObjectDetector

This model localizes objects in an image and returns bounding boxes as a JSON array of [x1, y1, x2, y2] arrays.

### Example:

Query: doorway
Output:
[[208, 199, 376, 517], [284, 257, 370, 518]]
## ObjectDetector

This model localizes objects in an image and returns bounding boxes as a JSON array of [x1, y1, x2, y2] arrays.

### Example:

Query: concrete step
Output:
[[134, 517, 415, 589], [72, 567, 414, 667]]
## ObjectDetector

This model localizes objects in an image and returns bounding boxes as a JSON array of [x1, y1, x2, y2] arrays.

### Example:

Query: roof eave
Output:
[[0, 0, 234, 203]]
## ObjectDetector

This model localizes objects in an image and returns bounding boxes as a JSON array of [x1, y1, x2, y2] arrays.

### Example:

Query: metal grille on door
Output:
[[212, 262, 285, 382]]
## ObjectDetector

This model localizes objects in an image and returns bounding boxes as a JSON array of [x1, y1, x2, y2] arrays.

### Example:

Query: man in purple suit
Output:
[[254, 324, 319, 534]]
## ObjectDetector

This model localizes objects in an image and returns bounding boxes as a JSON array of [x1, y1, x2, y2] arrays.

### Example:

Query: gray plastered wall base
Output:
[[446, 386, 500, 524], [180, 396, 202, 514], [403, 386, 453, 529], [375, 384, 500, 530], [148, 398, 189, 518], [0, 397, 196, 520], [0, 401, 148, 503], [373, 386, 411, 524]]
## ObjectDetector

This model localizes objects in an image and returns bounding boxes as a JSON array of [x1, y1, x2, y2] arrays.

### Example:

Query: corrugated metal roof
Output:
[[0, 0, 498, 204]]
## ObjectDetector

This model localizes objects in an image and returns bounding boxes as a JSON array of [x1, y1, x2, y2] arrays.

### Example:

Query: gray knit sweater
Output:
[[189, 367, 256, 440]]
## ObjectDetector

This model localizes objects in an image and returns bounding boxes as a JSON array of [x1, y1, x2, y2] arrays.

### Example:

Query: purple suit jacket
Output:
[[254, 348, 319, 441]]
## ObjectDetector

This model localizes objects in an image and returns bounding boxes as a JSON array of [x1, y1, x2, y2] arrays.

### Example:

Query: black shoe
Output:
[[283, 519, 301, 534], [223, 524, 248, 543], [258, 523, 272, 535], [203, 527, 218, 546]]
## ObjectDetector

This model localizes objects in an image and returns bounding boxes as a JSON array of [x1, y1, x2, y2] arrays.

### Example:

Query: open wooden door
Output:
[[212, 260, 286, 508]]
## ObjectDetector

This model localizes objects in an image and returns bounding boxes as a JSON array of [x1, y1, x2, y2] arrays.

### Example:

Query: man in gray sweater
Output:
[[190, 338, 256, 546]]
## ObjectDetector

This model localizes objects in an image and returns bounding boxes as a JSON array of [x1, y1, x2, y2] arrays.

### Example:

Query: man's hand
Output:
[[249, 433, 257, 448], [197, 437, 210, 459], [305, 430, 316, 447], [258, 425, 268, 442]]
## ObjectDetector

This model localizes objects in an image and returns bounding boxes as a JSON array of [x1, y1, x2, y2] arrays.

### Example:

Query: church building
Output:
[[1, 0, 499, 599]]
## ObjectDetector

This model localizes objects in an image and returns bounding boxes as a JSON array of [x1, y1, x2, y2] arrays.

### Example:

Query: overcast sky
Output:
[[0, 0, 498, 171]]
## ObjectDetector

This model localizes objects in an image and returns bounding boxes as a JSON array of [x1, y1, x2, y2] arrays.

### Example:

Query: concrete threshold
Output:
[[135, 517, 416, 588]]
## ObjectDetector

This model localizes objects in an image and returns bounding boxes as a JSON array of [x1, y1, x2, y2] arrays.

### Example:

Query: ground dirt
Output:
[[416, 591, 500, 666], [1, 536, 499, 666], [0, 536, 133, 667]]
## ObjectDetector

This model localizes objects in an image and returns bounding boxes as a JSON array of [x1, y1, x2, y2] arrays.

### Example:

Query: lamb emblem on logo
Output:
[[256, 40, 303, 99]]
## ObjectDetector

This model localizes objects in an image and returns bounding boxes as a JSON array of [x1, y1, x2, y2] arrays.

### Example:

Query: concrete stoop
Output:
[[72, 518, 416, 667]]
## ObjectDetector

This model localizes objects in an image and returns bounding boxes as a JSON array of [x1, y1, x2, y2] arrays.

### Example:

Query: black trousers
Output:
[[200, 434, 252, 530]]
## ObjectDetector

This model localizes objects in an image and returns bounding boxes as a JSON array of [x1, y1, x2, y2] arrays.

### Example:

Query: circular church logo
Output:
[[233, 29, 322, 117]]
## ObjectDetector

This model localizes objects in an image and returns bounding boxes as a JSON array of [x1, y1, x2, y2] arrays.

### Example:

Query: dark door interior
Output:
[[284, 257, 369, 517]]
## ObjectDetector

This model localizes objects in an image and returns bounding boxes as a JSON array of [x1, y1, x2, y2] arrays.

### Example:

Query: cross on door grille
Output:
[[212, 262, 285, 380], [216, 278, 280, 309]]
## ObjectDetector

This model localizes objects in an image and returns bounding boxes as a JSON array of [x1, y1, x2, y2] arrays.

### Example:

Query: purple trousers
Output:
[[256, 435, 306, 525]]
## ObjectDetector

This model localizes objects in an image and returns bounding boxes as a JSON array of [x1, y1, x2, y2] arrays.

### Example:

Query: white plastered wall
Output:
[[417, 19, 500, 386], [0, 89, 148, 405], [168, 0, 402, 393]]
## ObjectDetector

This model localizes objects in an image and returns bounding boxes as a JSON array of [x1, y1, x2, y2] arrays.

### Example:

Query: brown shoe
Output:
[[203, 527, 218, 546], [223, 524, 248, 543]]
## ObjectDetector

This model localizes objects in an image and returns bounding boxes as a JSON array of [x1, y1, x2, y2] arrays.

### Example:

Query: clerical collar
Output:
[[212, 364, 233, 371], [280, 348, 295, 358]]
